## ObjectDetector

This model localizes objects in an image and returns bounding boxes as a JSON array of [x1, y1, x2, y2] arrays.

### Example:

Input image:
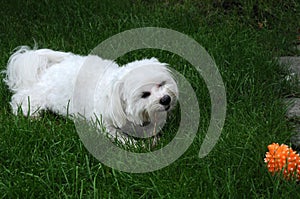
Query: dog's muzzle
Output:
[[159, 95, 171, 106], [160, 95, 172, 111], [141, 121, 151, 127]]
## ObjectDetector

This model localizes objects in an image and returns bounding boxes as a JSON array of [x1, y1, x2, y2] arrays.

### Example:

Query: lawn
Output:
[[1, 0, 300, 198]]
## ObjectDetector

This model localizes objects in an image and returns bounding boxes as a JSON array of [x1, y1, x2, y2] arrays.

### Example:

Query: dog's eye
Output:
[[141, 92, 151, 98], [158, 81, 166, 87]]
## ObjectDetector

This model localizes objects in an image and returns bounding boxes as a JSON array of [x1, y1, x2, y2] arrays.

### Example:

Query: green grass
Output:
[[1, 0, 300, 198]]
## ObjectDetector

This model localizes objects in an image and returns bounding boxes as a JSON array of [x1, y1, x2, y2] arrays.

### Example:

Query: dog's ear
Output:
[[109, 81, 127, 128]]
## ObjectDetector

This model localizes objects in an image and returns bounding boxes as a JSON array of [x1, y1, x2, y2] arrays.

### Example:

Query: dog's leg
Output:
[[104, 126, 137, 146], [10, 89, 45, 117]]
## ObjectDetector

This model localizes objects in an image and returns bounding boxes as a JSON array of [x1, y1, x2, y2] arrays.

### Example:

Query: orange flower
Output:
[[264, 143, 300, 180]]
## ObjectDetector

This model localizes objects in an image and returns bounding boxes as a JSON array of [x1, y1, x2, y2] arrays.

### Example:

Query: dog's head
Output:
[[110, 58, 178, 134]]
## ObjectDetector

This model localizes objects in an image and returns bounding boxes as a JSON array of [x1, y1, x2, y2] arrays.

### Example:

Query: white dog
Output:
[[4, 46, 178, 143]]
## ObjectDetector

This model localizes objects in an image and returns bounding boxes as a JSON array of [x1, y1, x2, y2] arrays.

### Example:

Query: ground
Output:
[[0, 0, 300, 198]]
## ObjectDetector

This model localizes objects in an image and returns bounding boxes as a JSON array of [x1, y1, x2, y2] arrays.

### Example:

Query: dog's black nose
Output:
[[160, 95, 171, 106]]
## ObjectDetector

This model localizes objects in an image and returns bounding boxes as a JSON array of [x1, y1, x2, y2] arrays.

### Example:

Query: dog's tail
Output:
[[4, 46, 71, 92]]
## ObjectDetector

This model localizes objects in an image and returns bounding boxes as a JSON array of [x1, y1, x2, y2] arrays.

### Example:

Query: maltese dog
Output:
[[4, 46, 178, 144]]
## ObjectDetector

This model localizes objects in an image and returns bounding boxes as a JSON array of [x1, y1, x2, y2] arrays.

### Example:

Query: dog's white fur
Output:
[[4, 46, 178, 142]]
